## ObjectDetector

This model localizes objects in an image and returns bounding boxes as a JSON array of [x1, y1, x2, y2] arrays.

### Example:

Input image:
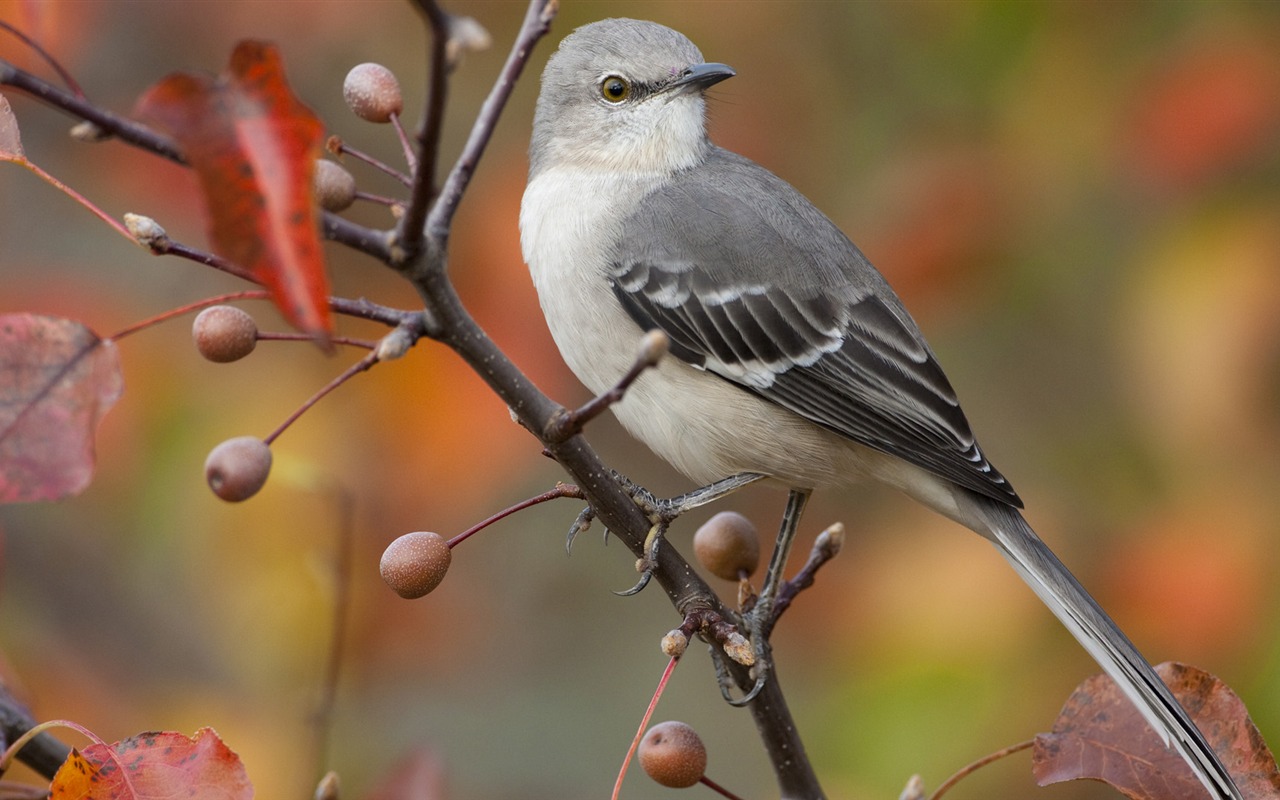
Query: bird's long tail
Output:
[[971, 497, 1242, 800]]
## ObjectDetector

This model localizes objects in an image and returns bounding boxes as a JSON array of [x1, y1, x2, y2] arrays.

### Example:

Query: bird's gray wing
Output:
[[608, 148, 1021, 507]]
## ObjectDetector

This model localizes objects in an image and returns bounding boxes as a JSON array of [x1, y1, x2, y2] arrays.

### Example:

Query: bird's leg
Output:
[[731, 488, 810, 706], [617, 471, 767, 520], [611, 471, 767, 595]]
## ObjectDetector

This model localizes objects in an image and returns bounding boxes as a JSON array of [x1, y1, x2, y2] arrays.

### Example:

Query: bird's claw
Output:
[[563, 505, 596, 554], [613, 520, 666, 595]]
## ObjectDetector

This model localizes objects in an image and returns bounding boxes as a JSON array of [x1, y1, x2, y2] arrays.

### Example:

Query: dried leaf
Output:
[[1033, 662, 1280, 800], [0, 93, 25, 159], [135, 41, 331, 341], [0, 314, 122, 504], [48, 728, 253, 800]]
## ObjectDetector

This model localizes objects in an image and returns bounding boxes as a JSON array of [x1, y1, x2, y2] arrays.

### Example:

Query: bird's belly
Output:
[[519, 168, 897, 493]]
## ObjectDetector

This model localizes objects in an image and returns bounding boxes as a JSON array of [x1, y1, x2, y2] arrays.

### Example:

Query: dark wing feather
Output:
[[609, 148, 1021, 507]]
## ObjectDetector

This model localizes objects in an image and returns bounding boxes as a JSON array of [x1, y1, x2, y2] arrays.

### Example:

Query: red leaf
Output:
[[0, 314, 122, 504], [0, 93, 26, 159], [135, 41, 332, 342], [48, 728, 253, 800], [1033, 662, 1280, 800]]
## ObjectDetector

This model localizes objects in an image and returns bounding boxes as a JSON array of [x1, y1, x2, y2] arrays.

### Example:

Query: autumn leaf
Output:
[[1033, 662, 1280, 800], [135, 41, 332, 342], [48, 728, 253, 800], [0, 314, 123, 504], [0, 93, 25, 159]]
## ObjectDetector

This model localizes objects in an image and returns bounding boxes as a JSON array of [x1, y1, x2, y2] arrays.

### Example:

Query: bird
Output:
[[519, 17, 1240, 800]]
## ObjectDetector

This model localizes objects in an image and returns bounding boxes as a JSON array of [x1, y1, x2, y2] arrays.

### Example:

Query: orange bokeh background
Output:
[[3, 2, 1279, 798]]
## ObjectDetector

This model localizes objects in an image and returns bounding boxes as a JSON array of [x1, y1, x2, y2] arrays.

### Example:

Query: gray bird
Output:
[[520, 17, 1240, 800]]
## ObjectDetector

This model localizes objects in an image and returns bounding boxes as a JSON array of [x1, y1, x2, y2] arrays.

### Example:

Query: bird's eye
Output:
[[600, 75, 631, 103]]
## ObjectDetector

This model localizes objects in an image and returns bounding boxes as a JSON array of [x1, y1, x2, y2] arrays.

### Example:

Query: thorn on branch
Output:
[[543, 329, 669, 444]]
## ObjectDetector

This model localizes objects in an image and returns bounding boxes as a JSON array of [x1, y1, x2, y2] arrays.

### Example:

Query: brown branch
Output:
[[421, 0, 555, 248], [0, 687, 70, 779], [2, 57, 395, 264], [395, 0, 452, 261], [397, 1, 823, 795], [0, 59, 185, 162], [4, 7, 826, 797]]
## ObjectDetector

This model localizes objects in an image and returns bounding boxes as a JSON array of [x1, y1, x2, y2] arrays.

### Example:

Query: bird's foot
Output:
[[610, 472, 767, 595]]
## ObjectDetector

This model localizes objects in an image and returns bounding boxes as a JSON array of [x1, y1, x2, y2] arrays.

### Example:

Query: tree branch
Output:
[[1, 57, 395, 264], [395, 0, 452, 262], [421, 0, 554, 249], [3, 6, 827, 796]]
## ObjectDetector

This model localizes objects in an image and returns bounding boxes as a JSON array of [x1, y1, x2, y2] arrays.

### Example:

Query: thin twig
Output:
[[397, 0, 452, 261], [0, 59, 184, 162], [544, 330, 667, 443], [263, 351, 379, 446], [448, 483, 585, 548], [0, 21, 86, 97], [422, 0, 555, 244], [256, 332, 379, 349], [611, 656, 681, 800], [2, 60, 396, 264], [928, 739, 1035, 800], [329, 137, 412, 186], [5, 156, 135, 243], [310, 487, 356, 782], [108, 291, 271, 341], [768, 522, 845, 634]]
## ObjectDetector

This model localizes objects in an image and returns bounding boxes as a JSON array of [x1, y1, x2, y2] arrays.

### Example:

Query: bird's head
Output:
[[530, 18, 734, 177]]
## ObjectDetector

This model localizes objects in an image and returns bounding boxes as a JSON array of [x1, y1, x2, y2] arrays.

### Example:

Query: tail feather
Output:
[[971, 497, 1241, 800]]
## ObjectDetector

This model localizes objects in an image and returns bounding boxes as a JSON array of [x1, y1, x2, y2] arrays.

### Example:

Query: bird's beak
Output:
[[669, 62, 736, 94]]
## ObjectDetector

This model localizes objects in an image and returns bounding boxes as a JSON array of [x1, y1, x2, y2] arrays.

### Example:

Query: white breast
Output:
[[519, 166, 880, 490], [520, 168, 653, 395]]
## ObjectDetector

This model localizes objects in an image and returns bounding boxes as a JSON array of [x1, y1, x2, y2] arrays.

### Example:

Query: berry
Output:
[[638, 721, 706, 788], [343, 63, 402, 123], [380, 531, 452, 599], [192, 305, 257, 363], [313, 159, 357, 212], [693, 511, 760, 581], [205, 436, 272, 502]]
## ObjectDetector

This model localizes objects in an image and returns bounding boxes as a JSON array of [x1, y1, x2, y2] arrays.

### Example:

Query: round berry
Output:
[[192, 305, 257, 363], [638, 721, 706, 788], [205, 436, 272, 502], [343, 63, 402, 123], [313, 159, 357, 212], [693, 511, 760, 581], [380, 531, 452, 599]]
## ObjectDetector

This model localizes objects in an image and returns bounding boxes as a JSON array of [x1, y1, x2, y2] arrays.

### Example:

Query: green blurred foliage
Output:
[[2, 1, 1279, 798]]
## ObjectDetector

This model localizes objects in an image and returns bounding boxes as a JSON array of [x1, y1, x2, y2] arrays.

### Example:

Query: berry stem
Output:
[[263, 350, 379, 446], [389, 111, 418, 172], [256, 332, 380, 350], [0, 21, 86, 97], [8, 156, 136, 244], [330, 139, 412, 186], [108, 291, 271, 341], [928, 739, 1034, 800], [447, 484, 585, 548], [699, 775, 746, 800], [611, 656, 681, 800]]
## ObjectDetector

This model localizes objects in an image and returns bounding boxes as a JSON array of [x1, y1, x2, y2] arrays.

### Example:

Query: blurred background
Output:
[[2, 1, 1279, 798]]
